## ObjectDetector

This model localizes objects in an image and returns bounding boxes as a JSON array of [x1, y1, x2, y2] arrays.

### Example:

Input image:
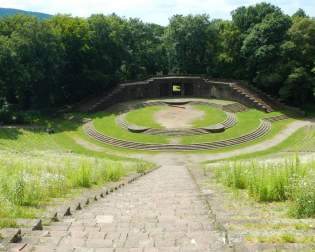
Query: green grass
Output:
[[93, 112, 170, 144], [213, 156, 315, 218], [181, 110, 281, 144], [125, 105, 164, 128], [245, 233, 315, 244], [124, 104, 227, 129], [89, 110, 293, 155], [191, 105, 227, 128], [0, 151, 147, 219], [0, 114, 153, 227], [93, 109, 287, 145], [210, 125, 314, 162]]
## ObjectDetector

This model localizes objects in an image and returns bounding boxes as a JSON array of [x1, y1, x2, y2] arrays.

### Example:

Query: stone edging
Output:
[[0, 166, 160, 251], [186, 165, 233, 249]]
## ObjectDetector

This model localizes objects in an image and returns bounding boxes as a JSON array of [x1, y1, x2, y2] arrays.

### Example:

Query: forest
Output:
[[0, 2, 314, 120]]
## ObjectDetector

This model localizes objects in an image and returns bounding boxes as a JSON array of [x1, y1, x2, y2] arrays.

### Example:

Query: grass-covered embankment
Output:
[[213, 156, 315, 218], [181, 110, 283, 144], [93, 109, 286, 145], [0, 114, 152, 228]]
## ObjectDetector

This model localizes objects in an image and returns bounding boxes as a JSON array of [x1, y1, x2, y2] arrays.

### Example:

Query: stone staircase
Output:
[[264, 114, 289, 123], [83, 116, 281, 151], [221, 113, 237, 129], [86, 85, 125, 113], [230, 84, 274, 113]]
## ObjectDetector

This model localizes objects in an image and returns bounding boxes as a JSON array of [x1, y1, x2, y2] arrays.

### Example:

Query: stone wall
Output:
[[88, 76, 273, 112]]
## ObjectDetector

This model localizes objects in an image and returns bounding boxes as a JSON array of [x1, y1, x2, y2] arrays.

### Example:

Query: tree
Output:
[[0, 15, 65, 109], [292, 9, 307, 19], [165, 14, 215, 74], [232, 2, 282, 33], [49, 15, 91, 103], [121, 19, 167, 79], [211, 20, 244, 78], [0, 4, 314, 113], [280, 17, 315, 104], [241, 12, 291, 93]]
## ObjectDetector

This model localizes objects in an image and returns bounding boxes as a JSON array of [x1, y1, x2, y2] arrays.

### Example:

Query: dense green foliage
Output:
[[0, 2, 314, 120]]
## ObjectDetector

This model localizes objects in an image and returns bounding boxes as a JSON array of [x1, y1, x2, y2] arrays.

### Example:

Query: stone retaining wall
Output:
[[85, 76, 275, 113]]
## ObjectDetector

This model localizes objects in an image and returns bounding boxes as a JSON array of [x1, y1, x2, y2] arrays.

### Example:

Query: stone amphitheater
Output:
[[80, 76, 292, 151], [6, 76, 312, 252]]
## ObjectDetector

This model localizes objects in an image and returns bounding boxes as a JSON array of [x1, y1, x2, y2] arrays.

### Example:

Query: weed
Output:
[[0, 151, 148, 222], [215, 156, 315, 218], [281, 233, 296, 243]]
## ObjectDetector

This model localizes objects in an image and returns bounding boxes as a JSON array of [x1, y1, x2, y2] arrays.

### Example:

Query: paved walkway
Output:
[[14, 165, 225, 252]]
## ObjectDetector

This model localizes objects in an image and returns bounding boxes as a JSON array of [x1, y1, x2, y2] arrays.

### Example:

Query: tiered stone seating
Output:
[[84, 115, 285, 151], [221, 113, 237, 129]]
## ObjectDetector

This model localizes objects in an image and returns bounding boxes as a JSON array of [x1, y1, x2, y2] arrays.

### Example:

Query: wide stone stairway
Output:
[[11, 165, 226, 252]]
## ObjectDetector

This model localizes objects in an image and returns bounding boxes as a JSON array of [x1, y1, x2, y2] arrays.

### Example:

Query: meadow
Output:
[[213, 156, 315, 218], [0, 115, 152, 228]]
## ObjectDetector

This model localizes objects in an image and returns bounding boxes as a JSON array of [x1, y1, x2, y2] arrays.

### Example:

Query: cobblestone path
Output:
[[12, 165, 225, 252]]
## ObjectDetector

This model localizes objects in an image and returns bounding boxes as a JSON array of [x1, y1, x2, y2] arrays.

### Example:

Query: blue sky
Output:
[[0, 0, 314, 25]]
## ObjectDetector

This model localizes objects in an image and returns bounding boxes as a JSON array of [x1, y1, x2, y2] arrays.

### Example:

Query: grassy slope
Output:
[[181, 110, 282, 144], [187, 119, 293, 154], [191, 105, 227, 127], [124, 104, 227, 129], [0, 115, 152, 227], [125, 105, 164, 128], [93, 112, 170, 144], [89, 113, 293, 155], [93, 109, 284, 145], [218, 125, 315, 161]]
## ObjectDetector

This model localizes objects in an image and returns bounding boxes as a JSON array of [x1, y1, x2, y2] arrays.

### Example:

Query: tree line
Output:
[[0, 2, 314, 120]]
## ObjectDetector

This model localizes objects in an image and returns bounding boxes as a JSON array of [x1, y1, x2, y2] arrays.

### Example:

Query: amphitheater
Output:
[[5, 76, 315, 252], [81, 76, 293, 151]]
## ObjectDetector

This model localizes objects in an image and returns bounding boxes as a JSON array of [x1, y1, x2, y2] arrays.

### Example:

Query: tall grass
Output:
[[214, 156, 315, 218], [0, 151, 148, 220]]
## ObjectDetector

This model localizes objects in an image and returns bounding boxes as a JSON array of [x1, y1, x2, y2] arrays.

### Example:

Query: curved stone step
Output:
[[115, 103, 237, 136], [84, 117, 277, 151]]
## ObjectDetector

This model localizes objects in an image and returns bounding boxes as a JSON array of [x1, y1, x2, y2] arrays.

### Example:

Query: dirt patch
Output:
[[154, 105, 204, 129], [73, 137, 105, 152]]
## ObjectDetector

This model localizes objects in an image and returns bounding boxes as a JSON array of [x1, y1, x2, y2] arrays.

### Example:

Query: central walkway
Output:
[[17, 165, 225, 252]]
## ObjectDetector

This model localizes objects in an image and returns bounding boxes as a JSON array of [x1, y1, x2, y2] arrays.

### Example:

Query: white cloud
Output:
[[0, 0, 314, 25]]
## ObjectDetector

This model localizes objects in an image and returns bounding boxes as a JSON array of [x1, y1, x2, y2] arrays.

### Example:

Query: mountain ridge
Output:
[[0, 7, 52, 19]]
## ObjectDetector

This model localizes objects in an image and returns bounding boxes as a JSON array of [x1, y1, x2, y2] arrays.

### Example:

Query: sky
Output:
[[0, 0, 314, 25]]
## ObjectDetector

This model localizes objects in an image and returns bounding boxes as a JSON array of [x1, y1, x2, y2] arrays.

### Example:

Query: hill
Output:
[[0, 7, 52, 19]]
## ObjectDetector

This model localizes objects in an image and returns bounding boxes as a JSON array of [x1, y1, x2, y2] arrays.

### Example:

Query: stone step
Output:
[[84, 118, 279, 151]]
